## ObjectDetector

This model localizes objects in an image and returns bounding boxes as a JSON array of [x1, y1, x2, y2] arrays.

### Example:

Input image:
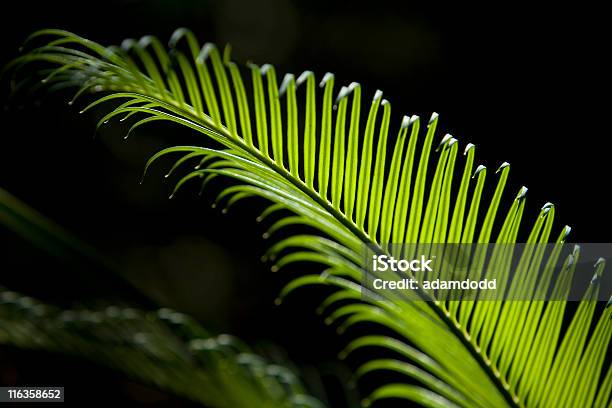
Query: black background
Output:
[[0, 1, 609, 406]]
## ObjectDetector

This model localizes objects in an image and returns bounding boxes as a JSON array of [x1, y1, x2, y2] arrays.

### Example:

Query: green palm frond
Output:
[[7, 29, 611, 407], [0, 287, 324, 408]]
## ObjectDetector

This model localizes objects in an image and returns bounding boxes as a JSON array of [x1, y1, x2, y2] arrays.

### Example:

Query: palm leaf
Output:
[[0, 287, 325, 408], [7, 29, 611, 407]]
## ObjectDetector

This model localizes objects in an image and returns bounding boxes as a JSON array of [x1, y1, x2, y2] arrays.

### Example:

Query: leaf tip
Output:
[[222, 43, 232, 64], [428, 111, 439, 125], [319, 72, 334, 88], [168, 27, 191, 48], [373, 89, 383, 103], [260, 63, 274, 76], [335, 82, 360, 103], [464, 142, 475, 155], [436, 133, 453, 151], [561, 226, 573, 242], [335, 86, 349, 103], [296, 70, 313, 86], [197, 42, 217, 64], [496, 161, 510, 173], [540, 202, 554, 217], [472, 164, 486, 178], [590, 258, 605, 284], [278, 73, 295, 97]]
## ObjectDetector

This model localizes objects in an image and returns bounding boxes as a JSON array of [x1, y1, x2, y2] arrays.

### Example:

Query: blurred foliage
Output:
[[0, 287, 325, 408]]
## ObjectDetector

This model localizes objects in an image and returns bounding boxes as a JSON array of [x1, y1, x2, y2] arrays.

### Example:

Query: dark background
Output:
[[0, 0, 609, 406]]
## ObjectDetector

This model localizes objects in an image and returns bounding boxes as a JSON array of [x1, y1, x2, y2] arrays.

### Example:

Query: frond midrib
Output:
[[157, 95, 522, 408]]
